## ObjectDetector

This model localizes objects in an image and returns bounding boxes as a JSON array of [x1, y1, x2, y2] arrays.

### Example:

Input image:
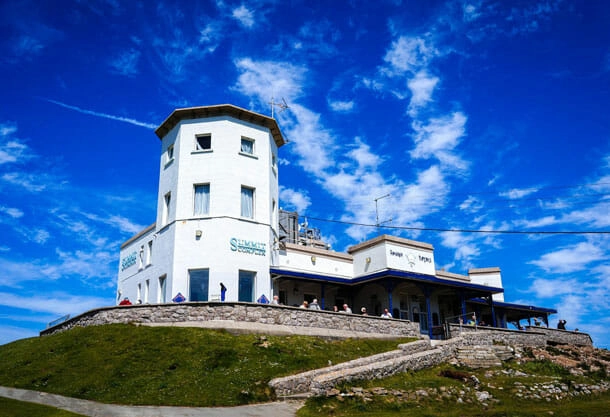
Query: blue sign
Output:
[[257, 294, 269, 304], [172, 292, 186, 303]]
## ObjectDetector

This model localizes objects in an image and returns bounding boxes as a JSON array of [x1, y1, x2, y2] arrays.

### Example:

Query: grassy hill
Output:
[[0, 324, 414, 407], [1, 324, 609, 417]]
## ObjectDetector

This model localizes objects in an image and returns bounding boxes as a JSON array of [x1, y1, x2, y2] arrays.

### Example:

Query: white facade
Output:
[[118, 105, 284, 305]]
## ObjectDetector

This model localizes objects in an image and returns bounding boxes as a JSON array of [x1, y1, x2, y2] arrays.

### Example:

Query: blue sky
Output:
[[1, 0, 609, 348]]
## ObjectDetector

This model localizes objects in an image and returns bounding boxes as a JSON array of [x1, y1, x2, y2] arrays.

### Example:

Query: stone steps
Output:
[[269, 339, 439, 397]]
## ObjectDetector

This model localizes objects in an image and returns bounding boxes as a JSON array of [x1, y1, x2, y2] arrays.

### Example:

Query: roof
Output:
[[468, 297, 557, 315], [155, 104, 286, 148], [271, 267, 504, 296], [348, 234, 434, 253]]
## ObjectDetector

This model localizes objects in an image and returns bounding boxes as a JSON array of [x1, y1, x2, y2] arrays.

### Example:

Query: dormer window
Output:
[[195, 134, 211, 151]]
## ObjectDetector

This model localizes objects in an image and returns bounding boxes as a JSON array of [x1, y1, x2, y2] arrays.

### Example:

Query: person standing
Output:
[[380, 308, 392, 318]]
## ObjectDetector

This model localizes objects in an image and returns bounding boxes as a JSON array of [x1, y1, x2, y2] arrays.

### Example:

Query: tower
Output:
[[117, 104, 285, 304]]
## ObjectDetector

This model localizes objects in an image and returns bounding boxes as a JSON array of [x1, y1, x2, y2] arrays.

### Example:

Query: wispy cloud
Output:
[[43, 99, 156, 129], [232, 5, 255, 28], [530, 240, 604, 273], [279, 186, 311, 213], [109, 48, 141, 77]]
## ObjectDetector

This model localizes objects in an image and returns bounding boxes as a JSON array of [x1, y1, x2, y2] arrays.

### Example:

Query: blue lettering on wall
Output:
[[419, 255, 432, 263], [120, 251, 137, 271], [230, 237, 266, 256]]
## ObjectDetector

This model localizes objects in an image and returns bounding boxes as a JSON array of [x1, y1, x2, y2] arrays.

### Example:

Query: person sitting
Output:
[[380, 308, 392, 319], [342, 304, 352, 314], [360, 307, 368, 315], [309, 299, 321, 310], [119, 297, 132, 306], [271, 295, 280, 305], [299, 300, 309, 309]]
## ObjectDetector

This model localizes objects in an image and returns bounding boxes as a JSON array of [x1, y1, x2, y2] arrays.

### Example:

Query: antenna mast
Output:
[[374, 194, 392, 227], [269, 97, 289, 118]]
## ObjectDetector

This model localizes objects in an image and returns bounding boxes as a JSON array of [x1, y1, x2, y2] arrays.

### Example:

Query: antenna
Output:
[[374, 194, 392, 227], [269, 97, 289, 118]]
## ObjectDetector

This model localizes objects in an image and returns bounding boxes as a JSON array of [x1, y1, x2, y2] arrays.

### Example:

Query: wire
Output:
[[305, 216, 610, 235]]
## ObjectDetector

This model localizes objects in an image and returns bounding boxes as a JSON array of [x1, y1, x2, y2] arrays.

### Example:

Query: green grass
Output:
[[297, 362, 610, 417], [0, 397, 86, 417], [0, 324, 413, 407]]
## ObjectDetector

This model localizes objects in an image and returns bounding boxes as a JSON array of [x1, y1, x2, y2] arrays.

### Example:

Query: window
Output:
[[158, 275, 167, 303], [240, 137, 254, 155], [166, 144, 174, 163], [162, 192, 171, 225], [189, 269, 209, 302], [145, 279, 150, 303], [195, 134, 211, 151], [194, 184, 210, 216], [137, 283, 142, 304], [139, 245, 144, 269], [238, 270, 256, 302], [241, 186, 254, 218], [146, 240, 153, 266]]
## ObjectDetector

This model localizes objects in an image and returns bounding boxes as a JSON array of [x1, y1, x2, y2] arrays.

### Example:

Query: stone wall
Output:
[[270, 340, 432, 396], [40, 302, 422, 338], [525, 326, 593, 346], [447, 324, 591, 347]]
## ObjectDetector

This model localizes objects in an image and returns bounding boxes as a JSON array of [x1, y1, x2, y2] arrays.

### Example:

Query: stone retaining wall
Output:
[[270, 340, 432, 396], [525, 326, 593, 346], [447, 324, 591, 347], [40, 302, 422, 338]]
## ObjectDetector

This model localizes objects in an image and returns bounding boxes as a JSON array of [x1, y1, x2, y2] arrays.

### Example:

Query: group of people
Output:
[[286, 298, 393, 318]]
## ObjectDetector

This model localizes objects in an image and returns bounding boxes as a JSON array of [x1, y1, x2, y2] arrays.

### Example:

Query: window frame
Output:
[[239, 136, 256, 157], [240, 186, 255, 219], [193, 183, 211, 216], [195, 134, 212, 152]]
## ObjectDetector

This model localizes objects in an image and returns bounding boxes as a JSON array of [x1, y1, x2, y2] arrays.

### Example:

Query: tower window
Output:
[[162, 192, 171, 225], [240, 137, 254, 155], [194, 184, 210, 216], [195, 134, 211, 151], [241, 186, 254, 218]]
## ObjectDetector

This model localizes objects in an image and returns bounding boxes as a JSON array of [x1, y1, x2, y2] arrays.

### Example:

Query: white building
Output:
[[117, 104, 555, 338], [118, 104, 284, 305]]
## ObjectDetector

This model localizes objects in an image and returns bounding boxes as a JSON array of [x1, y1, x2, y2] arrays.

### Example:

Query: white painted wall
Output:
[[118, 113, 279, 305], [469, 269, 505, 301]]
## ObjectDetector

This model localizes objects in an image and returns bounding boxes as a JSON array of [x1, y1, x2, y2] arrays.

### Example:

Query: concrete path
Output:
[[0, 386, 304, 417]]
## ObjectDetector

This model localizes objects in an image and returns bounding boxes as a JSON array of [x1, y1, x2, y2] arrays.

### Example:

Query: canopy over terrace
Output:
[[467, 298, 558, 328], [270, 267, 505, 339]]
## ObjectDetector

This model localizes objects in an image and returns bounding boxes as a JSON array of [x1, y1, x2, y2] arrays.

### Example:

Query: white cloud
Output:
[[410, 112, 468, 171], [407, 70, 439, 115], [232, 5, 255, 28], [0, 123, 34, 165], [279, 186, 311, 213], [499, 187, 539, 199], [382, 36, 438, 76], [328, 100, 355, 112], [44, 99, 156, 129], [0, 206, 23, 219], [530, 241, 604, 273], [0, 291, 110, 317], [109, 48, 141, 77], [1, 172, 50, 192], [234, 58, 306, 105]]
